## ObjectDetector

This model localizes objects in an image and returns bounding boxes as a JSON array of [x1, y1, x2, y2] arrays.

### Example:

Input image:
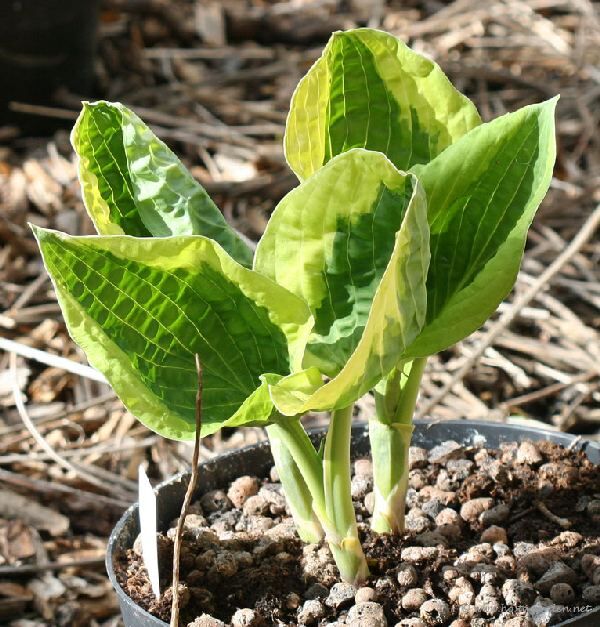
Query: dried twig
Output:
[[0, 337, 107, 383], [0, 557, 105, 577], [170, 354, 203, 627], [535, 500, 572, 529], [9, 352, 130, 498]]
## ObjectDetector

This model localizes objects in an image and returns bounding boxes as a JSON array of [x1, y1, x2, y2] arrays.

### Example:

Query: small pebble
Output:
[[258, 486, 287, 515], [421, 499, 446, 519], [528, 597, 564, 627], [406, 488, 419, 508], [409, 470, 427, 490], [297, 599, 325, 625], [441, 566, 459, 583], [355, 586, 377, 603], [475, 584, 500, 616], [428, 440, 463, 464], [405, 513, 430, 533], [536, 561, 577, 594], [448, 578, 474, 605], [187, 616, 225, 627], [582, 585, 600, 604], [182, 513, 207, 530], [265, 520, 297, 542], [460, 497, 494, 522], [469, 564, 500, 585], [435, 507, 461, 527], [481, 525, 508, 544], [549, 582, 575, 604], [463, 542, 494, 562], [419, 486, 457, 505], [480, 503, 511, 526], [419, 599, 451, 625], [401, 588, 428, 610], [395, 619, 426, 627], [502, 579, 536, 606], [516, 441, 543, 465], [400, 546, 438, 563], [375, 576, 395, 594], [325, 582, 356, 610], [231, 608, 261, 627], [493, 542, 511, 557], [242, 494, 270, 517], [446, 459, 474, 479], [436, 469, 457, 491], [409, 447, 428, 469], [354, 458, 373, 477], [581, 554, 600, 578], [347, 601, 387, 627], [397, 564, 418, 587], [351, 474, 372, 499], [285, 593, 301, 609], [133, 532, 171, 561], [304, 583, 328, 600], [434, 508, 462, 540], [587, 500, 600, 518], [200, 490, 232, 514], [551, 530, 582, 548], [517, 546, 557, 574], [227, 476, 259, 509]]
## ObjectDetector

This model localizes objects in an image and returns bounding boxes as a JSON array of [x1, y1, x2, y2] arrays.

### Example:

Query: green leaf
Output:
[[72, 101, 254, 267], [285, 28, 481, 181], [404, 98, 558, 358], [33, 228, 313, 440], [255, 149, 429, 414]]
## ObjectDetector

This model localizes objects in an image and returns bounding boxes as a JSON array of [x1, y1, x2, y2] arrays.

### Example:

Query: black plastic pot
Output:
[[107, 420, 600, 626], [0, 0, 100, 125]]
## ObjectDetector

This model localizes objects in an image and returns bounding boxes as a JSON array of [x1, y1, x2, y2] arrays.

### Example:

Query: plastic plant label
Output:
[[138, 464, 160, 598]]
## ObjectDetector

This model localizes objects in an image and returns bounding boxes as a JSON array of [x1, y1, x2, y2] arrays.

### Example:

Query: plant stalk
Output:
[[265, 417, 331, 535], [266, 424, 324, 544], [369, 420, 412, 533], [370, 358, 427, 534], [323, 405, 369, 585]]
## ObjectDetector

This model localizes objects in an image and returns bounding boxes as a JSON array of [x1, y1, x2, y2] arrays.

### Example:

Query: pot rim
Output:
[[106, 419, 600, 627]]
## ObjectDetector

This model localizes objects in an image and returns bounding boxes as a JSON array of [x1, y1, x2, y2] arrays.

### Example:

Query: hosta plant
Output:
[[34, 28, 557, 585]]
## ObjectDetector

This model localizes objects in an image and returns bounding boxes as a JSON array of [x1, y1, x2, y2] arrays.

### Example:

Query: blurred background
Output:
[[0, 0, 599, 624]]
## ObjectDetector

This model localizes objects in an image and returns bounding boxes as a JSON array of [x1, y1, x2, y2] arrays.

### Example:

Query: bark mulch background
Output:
[[0, 0, 599, 625]]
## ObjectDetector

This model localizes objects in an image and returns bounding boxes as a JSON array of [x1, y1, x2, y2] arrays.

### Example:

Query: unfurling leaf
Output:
[[255, 149, 430, 414], [72, 101, 253, 267], [404, 98, 558, 358], [285, 28, 481, 181]]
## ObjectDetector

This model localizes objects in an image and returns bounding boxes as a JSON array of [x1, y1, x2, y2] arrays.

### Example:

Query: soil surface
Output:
[[115, 439, 600, 626]]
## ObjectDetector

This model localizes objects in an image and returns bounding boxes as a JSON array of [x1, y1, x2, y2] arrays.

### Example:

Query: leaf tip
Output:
[[28, 222, 45, 243]]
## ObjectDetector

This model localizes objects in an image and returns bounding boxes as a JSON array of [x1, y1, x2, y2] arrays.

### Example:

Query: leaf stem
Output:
[[370, 358, 427, 534], [323, 405, 369, 584], [266, 423, 324, 543], [265, 417, 329, 531]]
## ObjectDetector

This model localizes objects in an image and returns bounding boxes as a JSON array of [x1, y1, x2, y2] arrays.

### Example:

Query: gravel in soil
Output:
[[115, 439, 600, 626]]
